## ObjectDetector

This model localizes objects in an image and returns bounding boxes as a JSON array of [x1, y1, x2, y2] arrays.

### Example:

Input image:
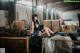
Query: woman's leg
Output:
[[41, 31, 46, 35], [39, 31, 46, 36], [44, 27, 51, 36], [47, 27, 54, 34], [39, 27, 55, 36]]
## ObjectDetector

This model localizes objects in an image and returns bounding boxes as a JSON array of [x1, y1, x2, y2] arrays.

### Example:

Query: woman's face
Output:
[[34, 16, 38, 21]]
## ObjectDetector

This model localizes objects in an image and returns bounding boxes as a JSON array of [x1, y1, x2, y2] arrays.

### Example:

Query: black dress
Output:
[[33, 20, 44, 36], [30, 20, 42, 53]]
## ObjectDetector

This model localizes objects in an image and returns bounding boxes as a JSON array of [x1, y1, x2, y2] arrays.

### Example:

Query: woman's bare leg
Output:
[[41, 31, 46, 35], [39, 27, 55, 36], [47, 27, 54, 34], [39, 31, 46, 36], [44, 27, 50, 36]]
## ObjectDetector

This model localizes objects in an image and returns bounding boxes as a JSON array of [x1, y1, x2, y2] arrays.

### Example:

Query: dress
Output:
[[33, 20, 44, 36]]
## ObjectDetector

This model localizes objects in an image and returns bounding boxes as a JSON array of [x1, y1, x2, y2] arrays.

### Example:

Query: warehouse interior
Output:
[[0, 0, 80, 53]]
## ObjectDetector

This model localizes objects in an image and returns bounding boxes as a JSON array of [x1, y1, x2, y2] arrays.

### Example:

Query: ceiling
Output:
[[16, 0, 80, 10], [37, 0, 61, 5], [43, 0, 61, 4]]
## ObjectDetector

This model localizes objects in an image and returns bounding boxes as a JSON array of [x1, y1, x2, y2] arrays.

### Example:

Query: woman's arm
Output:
[[31, 21, 34, 34]]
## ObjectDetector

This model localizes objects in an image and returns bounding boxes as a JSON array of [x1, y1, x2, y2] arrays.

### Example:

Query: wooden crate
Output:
[[52, 20, 60, 31], [53, 27, 60, 32], [0, 37, 29, 53], [44, 20, 51, 28], [52, 20, 60, 27], [61, 25, 70, 32], [70, 25, 76, 31], [61, 25, 76, 32], [61, 25, 72, 32]]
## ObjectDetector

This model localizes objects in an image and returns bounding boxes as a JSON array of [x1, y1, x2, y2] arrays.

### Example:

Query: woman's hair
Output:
[[32, 14, 38, 22]]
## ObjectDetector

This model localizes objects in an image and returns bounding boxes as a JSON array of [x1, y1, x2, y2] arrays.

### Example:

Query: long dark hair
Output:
[[32, 14, 39, 27], [32, 14, 38, 22]]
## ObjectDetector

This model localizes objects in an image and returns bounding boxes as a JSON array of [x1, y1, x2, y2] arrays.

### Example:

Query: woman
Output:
[[31, 14, 56, 37]]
